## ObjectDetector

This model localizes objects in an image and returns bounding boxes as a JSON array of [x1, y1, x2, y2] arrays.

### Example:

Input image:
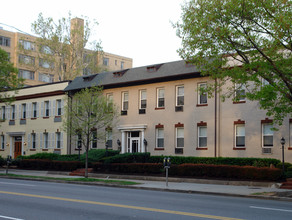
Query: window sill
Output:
[[288, 147, 292, 150], [155, 148, 164, 151], [155, 107, 165, 110], [233, 101, 246, 104], [196, 147, 208, 150], [0, 149, 4, 151], [42, 149, 48, 151], [196, 104, 208, 107], [43, 117, 50, 119], [55, 116, 61, 118], [54, 149, 61, 151], [233, 147, 246, 150], [31, 118, 37, 120], [30, 149, 36, 151]]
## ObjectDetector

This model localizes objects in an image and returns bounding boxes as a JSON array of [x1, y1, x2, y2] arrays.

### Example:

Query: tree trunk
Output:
[[85, 148, 88, 178]]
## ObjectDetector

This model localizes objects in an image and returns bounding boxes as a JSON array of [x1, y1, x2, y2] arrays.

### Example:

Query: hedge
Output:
[[102, 152, 151, 164], [0, 156, 4, 167], [92, 162, 282, 181], [17, 159, 83, 171]]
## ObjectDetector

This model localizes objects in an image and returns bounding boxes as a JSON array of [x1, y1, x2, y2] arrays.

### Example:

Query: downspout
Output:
[[214, 78, 217, 157], [68, 92, 73, 155]]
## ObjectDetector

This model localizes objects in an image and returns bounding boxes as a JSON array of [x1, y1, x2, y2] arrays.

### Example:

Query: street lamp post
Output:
[[280, 137, 286, 173]]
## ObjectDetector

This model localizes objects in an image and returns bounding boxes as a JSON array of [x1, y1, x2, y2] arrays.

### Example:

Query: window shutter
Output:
[[27, 103, 31, 119], [40, 133, 43, 149], [28, 134, 31, 149], [36, 102, 39, 118], [53, 100, 56, 116], [51, 133, 55, 149], [41, 102, 44, 117], [4, 135, 6, 149], [61, 100, 64, 115], [6, 106, 10, 120], [19, 104, 21, 119], [48, 101, 51, 117], [35, 133, 38, 149], [60, 132, 63, 148], [15, 105, 17, 119]]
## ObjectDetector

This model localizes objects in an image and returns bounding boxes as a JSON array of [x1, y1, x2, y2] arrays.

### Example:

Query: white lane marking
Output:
[[0, 182, 35, 187], [0, 215, 24, 220], [250, 206, 292, 213]]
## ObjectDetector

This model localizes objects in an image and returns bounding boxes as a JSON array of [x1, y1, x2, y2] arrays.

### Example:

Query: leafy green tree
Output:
[[175, 0, 292, 125], [28, 12, 104, 81], [63, 86, 118, 178], [0, 48, 23, 103]]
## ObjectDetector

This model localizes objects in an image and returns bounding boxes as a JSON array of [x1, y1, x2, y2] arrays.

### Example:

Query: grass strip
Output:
[[0, 173, 140, 185]]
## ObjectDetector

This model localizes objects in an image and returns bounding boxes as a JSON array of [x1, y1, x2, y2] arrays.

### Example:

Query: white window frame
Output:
[[176, 85, 184, 106], [139, 90, 147, 109], [56, 100, 62, 116], [45, 101, 50, 117], [262, 124, 273, 148], [19, 39, 35, 51], [106, 129, 113, 149], [198, 83, 207, 105], [122, 92, 129, 111], [235, 83, 246, 102], [176, 127, 184, 148], [157, 88, 165, 108], [198, 126, 207, 148], [235, 124, 245, 148], [106, 93, 113, 109], [156, 128, 164, 148]]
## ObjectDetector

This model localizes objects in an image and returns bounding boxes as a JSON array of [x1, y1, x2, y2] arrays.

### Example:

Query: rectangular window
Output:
[[198, 83, 207, 104], [56, 133, 61, 149], [22, 104, 26, 119], [0, 135, 5, 150], [0, 36, 11, 47], [235, 125, 245, 147], [176, 86, 184, 106], [262, 124, 273, 147], [45, 101, 50, 117], [176, 127, 184, 148], [91, 131, 97, 149], [1, 106, 5, 120], [106, 93, 113, 111], [39, 58, 54, 69], [235, 84, 246, 101], [103, 58, 109, 66], [19, 40, 35, 51], [44, 133, 49, 149], [106, 130, 113, 149], [140, 90, 147, 109], [31, 133, 36, 149], [39, 73, 54, 83], [156, 128, 164, 148], [18, 54, 35, 65], [157, 88, 165, 108], [11, 105, 15, 120], [198, 126, 207, 148], [121, 61, 124, 69], [32, 102, 37, 118], [56, 100, 62, 116], [122, 92, 129, 111], [41, 45, 53, 54], [19, 69, 35, 80]]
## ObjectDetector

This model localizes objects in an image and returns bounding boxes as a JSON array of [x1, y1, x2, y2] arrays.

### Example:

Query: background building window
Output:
[[91, 131, 97, 149], [106, 129, 113, 148], [39, 73, 54, 83], [45, 101, 50, 117], [156, 128, 164, 148], [198, 83, 207, 104], [19, 40, 35, 51], [103, 58, 109, 66], [56, 100, 62, 116], [157, 88, 165, 108], [122, 92, 129, 111], [176, 86, 184, 106], [262, 124, 273, 147], [0, 135, 5, 150], [198, 126, 207, 147], [0, 36, 11, 47], [106, 93, 113, 110], [140, 90, 147, 109], [235, 125, 245, 147], [235, 84, 246, 101], [121, 61, 124, 69], [11, 105, 15, 120], [19, 54, 35, 65], [19, 69, 35, 80], [39, 58, 54, 69], [176, 127, 184, 148], [32, 102, 37, 118], [31, 133, 36, 149]]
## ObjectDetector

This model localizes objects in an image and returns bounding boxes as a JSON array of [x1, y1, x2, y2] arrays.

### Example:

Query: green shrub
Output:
[[18, 153, 60, 160], [276, 162, 292, 171], [0, 156, 4, 167], [103, 152, 151, 164], [80, 149, 120, 163]]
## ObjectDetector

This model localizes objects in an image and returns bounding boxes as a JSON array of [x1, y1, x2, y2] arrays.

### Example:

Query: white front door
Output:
[[128, 138, 140, 153]]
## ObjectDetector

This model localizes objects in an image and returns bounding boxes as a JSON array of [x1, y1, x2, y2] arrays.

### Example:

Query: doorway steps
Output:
[[69, 168, 93, 176], [280, 178, 292, 189]]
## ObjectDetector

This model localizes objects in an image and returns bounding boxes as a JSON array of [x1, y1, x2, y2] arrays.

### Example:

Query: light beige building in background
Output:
[[0, 19, 132, 86], [0, 81, 69, 158]]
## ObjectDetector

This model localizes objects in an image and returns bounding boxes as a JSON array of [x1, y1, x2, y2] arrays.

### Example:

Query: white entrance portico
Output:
[[117, 124, 147, 153]]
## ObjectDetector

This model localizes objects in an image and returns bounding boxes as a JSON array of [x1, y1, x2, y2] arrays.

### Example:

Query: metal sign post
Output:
[[6, 155, 12, 175], [163, 157, 171, 187]]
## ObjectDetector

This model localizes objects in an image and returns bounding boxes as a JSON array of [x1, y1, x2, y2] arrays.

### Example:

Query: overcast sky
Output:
[[0, 0, 184, 67]]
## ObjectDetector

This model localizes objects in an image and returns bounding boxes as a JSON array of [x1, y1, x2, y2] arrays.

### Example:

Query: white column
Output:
[[121, 131, 126, 154], [141, 130, 145, 153]]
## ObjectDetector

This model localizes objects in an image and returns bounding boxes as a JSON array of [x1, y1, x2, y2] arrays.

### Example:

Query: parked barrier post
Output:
[[6, 155, 12, 175], [163, 157, 171, 187]]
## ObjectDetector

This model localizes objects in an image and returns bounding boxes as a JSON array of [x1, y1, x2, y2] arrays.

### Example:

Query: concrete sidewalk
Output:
[[1, 168, 292, 201]]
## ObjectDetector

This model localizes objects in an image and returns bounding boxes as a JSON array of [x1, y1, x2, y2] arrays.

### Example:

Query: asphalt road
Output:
[[0, 178, 291, 220]]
